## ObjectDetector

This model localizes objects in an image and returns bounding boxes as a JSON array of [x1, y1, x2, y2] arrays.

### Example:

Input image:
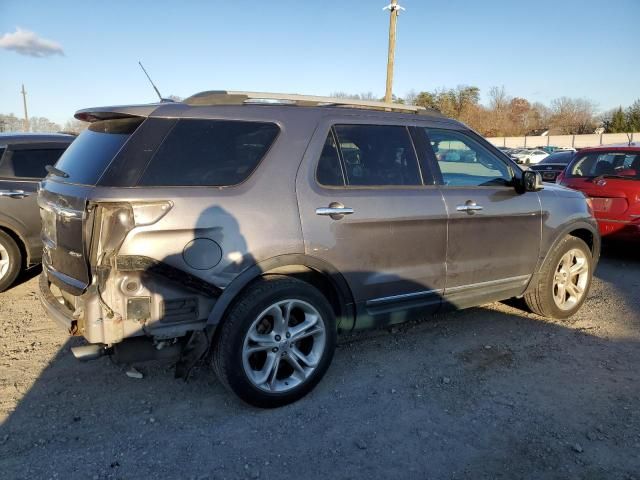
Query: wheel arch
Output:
[[542, 221, 600, 269], [206, 254, 356, 332]]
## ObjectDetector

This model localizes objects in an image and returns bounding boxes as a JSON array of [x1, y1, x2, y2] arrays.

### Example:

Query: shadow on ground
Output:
[[0, 250, 639, 479]]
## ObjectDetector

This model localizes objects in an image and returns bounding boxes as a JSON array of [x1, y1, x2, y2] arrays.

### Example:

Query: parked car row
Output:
[[497, 146, 576, 165]]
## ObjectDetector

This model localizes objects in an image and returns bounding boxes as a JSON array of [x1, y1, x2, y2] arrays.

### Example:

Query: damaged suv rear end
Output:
[[39, 101, 287, 372]]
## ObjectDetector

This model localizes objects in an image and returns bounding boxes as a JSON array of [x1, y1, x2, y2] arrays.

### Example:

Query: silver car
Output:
[[0, 133, 74, 291], [38, 92, 600, 407]]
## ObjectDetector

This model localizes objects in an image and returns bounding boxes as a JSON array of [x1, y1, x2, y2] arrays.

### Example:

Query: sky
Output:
[[1, 0, 639, 126]]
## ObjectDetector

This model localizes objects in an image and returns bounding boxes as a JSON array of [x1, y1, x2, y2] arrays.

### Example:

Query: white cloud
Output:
[[0, 27, 64, 58]]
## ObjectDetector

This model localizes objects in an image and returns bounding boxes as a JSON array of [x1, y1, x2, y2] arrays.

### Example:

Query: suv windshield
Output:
[[53, 117, 143, 185], [568, 151, 640, 179]]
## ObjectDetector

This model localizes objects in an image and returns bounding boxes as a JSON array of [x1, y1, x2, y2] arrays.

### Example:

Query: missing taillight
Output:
[[90, 201, 173, 266]]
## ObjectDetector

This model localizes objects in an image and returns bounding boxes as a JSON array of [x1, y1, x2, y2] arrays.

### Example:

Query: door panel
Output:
[[296, 122, 448, 328], [0, 179, 41, 253], [422, 128, 542, 307], [441, 187, 540, 289]]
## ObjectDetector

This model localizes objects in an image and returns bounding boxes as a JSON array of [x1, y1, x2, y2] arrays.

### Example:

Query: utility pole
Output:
[[21, 84, 30, 132], [383, 1, 404, 104]]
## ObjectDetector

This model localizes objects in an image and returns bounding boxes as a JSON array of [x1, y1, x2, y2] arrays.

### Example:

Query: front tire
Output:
[[524, 236, 593, 319], [212, 275, 337, 408], [0, 231, 22, 293]]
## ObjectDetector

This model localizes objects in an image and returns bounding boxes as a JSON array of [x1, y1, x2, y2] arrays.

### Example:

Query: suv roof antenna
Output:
[[138, 61, 171, 103]]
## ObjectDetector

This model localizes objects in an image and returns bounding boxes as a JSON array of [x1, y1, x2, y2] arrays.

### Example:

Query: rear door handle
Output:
[[0, 190, 30, 199], [456, 201, 483, 213], [316, 202, 354, 219]]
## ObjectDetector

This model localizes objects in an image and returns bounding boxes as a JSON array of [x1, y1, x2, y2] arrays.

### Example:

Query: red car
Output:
[[558, 144, 640, 239]]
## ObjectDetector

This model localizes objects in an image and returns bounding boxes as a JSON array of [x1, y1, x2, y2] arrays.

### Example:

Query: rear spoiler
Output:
[[74, 103, 165, 122]]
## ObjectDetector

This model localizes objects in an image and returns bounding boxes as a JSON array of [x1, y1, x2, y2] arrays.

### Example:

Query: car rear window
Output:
[[138, 119, 279, 187], [539, 151, 573, 165], [53, 118, 143, 185], [568, 151, 640, 179], [0, 148, 67, 179]]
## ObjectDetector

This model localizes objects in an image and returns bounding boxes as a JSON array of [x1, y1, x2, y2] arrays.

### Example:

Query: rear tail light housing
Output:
[[585, 197, 594, 216], [90, 201, 173, 265]]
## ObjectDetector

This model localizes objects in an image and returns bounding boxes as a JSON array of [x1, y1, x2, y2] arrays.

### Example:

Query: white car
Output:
[[512, 149, 549, 165]]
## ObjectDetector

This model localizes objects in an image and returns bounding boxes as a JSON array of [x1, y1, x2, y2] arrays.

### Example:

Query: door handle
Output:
[[0, 190, 30, 199], [316, 202, 354, 219], [456, 201, 483, 213]]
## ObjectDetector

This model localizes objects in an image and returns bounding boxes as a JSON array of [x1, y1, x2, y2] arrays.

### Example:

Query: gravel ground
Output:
[[1, 241, 639, 480]]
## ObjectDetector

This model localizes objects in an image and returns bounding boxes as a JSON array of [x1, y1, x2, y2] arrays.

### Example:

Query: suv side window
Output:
[[316, 131, 345, 186], [424, 128, 512, 187], [139, 119, 280, 187], [333, 125, 421, 186], [0, 148, 66, 179]]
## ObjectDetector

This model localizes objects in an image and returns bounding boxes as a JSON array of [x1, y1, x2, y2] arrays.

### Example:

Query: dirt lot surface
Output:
[[1, 242, 639, 480]]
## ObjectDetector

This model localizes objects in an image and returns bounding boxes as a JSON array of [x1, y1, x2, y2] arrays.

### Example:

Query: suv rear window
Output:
[[138, 119, 279, 187], [53, 118, 143, 185], [568, 151, 640, 178]]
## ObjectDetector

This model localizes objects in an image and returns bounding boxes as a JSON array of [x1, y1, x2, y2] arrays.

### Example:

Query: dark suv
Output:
[[38, 92, 600, 407], [0, 133, 74, 291]]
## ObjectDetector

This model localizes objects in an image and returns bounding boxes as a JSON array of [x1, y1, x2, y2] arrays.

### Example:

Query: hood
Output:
[[542, 183, 586, 199]]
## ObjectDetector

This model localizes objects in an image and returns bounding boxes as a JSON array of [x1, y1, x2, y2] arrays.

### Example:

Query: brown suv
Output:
[[38, 92, 600, 407]]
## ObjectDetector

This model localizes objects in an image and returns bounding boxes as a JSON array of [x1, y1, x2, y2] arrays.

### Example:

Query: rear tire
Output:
[[524, 236, 592, 319], [212, 275, 337, 408], [0, 231, 22, 293]]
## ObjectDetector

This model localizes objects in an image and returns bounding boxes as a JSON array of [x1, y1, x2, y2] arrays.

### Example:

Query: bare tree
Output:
[[487, 86, 510, 113], [549, 97, 597, 134]]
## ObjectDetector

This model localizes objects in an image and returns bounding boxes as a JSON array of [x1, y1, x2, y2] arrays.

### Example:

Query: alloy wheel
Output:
[[242, 299, 326, 393], [0, 243, 10, 280], [552, 248, 589, 311]]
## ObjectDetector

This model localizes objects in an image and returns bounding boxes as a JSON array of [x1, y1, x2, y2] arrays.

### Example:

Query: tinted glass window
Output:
[[539, 151, 573, 165], [425, 128, 512, 187], [54, 118, 143, 185], [0, 148, 66, 178], [316, 132, 344, 186], [569, 151, 640, 179], [333, 125, 421, 186], [139, 119, 279, 187]]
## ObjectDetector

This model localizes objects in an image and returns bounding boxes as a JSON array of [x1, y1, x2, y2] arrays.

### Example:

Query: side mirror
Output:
[[522, 170, 544, 192]]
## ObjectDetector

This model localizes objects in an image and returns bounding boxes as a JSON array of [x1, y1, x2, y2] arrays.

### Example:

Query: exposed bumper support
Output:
[[38, 272, 76, 334]]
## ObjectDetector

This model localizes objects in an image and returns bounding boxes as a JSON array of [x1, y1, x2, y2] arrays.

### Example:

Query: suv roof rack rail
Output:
[[183, 90, 441, 116]]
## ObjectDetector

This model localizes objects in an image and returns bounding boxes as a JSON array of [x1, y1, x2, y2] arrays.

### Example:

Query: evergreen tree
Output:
[[609, 107, 627, 133]]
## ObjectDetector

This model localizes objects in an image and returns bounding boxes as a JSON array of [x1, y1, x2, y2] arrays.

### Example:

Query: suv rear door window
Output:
[[424, 128, 512, 187], [316, 132, 345, 187], [0, 148, 67, 179], [333, 125, 421, 186], [139, 119, 279, 187], [54, 118, 143, 185]]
